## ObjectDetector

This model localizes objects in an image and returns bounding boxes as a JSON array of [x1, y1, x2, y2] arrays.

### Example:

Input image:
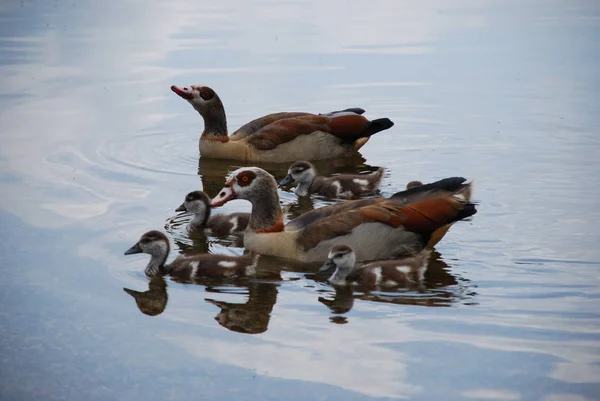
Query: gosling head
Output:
[[124, 230, 170, 259], [406, 180, 423, 190], [176, 190, 211, 225], [278, 161, 317, 188], [320, 244, 356, 274]]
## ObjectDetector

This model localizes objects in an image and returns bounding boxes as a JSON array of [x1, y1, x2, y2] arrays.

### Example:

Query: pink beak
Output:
[[170, 85, 194, 100], [211, 185, 236, 207]]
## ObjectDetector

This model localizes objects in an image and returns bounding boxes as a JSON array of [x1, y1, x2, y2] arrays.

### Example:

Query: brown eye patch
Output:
[[291, 161, 311, 172], [237, 170, 256, 187], [199, 87, 215, 101]]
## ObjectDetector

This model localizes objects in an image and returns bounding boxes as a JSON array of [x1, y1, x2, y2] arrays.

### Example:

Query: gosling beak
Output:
[[320, 259, 336, 272], [278, 174, 294, 187], [211, 184, 236, 207], [175, 203, 187, 213], [170, 85, 194, 100], [123, 288, 141, 298], [124, 242, 142, 255]]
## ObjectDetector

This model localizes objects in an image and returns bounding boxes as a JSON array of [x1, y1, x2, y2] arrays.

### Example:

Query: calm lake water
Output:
[[1, 0, 600, 400]]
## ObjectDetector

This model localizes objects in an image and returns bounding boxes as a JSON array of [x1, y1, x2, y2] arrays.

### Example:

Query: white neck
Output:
[[295, 182, 312, 196]]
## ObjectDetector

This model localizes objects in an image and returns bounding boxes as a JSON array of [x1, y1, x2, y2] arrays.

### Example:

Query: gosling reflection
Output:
[[205, 281, 279, 334], [284, 195, 316, 221], [318, 285, 354, 314], [317, 250, 473, 317], [167, 224, 244, 255], [123, 275, 168, 316]]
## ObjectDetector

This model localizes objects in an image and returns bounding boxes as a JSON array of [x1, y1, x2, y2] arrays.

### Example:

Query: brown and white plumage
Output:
[[124, 230, 258, 279], [210, 167, 477, 262], [176, 190, 249, 236], [171, 85, 394, 162], [321, 244, 432, 288], [279, 161, 384, 198]]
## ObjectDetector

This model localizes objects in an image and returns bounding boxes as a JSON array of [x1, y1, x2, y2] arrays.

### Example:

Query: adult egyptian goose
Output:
[[320, 245, 431, 288], [279, 161, 384, 198], [175, 190, 249, 236], [210, 167, 477, 262], [170, 84, 394, 162], [124, 230, 258, 279]]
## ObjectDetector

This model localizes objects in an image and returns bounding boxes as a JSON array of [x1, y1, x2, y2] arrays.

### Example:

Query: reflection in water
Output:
[[123, 275, 168, 316], [1, 0, 599, 399], [319, 286, 355, 315], [197, 153, 371, 197], [166, 214, 245, 254], [285, 196, 316, 220], [123, 271, 279, 335], [317, 250, 474, 319], [205, 281, 279, 334]]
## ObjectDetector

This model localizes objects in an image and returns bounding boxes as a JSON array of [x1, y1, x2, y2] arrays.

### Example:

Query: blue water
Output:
[[1, 0, 599, 400]]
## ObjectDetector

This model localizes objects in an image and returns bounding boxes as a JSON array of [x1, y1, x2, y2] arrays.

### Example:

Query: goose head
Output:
[[279, 161, 316, 188], [320, 244, 357, 277], [176, 190, 211, 225], [211, 167, 278, 207], [171, 85, 227, 135], [171, 84, 222, 114]]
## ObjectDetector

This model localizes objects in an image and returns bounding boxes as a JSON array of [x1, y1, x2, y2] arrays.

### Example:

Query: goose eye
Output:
[[200, 87, 214, 100]]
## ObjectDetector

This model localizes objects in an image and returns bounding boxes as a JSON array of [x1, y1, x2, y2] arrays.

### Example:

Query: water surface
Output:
[[1, 0, 600, 400]]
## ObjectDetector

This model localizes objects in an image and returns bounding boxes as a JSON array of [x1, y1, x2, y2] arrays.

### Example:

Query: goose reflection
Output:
[[123, 275, 168, 316], [317, 250, 475, 319], [197, 153, 369, 197], [202, 254, 315, 334]]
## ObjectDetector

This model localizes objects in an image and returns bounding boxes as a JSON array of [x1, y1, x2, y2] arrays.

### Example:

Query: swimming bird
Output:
[[171, 84, 394, 162]]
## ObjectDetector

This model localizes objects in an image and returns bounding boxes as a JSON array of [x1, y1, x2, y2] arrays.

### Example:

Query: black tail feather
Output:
[[391, 177, 467, 199], [453, 203, 477, 222], [364, 118, 394, 137]]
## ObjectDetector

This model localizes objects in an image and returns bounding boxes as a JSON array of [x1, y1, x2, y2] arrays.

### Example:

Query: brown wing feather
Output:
[[326, 114, 370, 139], [286, 198, 383, 231], [286, 187, 458, 233], [296, 195, 467, 251], [247, 115, 332, 151], [231, 112, 313, 139], [297, 202, 405, 251], [395, 197, 465, 232]]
